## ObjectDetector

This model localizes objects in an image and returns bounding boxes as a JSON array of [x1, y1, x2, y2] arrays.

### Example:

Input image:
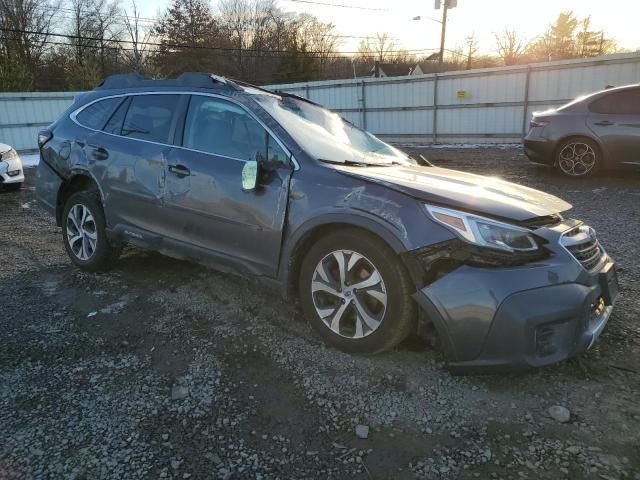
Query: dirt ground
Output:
[[1, 147, 639, 479]]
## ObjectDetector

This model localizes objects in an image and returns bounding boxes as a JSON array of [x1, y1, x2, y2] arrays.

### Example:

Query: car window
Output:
[[589, 90, 640, 115], [122, 94, 181, 143], [103, 97, 130, 135], [76, 97, 122, 130], [183, 95, 287, 163], [266, 133, 289, 165]]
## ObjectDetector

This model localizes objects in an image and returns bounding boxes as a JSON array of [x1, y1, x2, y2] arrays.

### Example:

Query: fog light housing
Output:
[[7, 170, 20, 177], [535, 321, 574, 358]]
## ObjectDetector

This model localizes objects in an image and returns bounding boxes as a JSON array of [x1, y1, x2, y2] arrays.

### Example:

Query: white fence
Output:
[[1, 53, 639, 152]]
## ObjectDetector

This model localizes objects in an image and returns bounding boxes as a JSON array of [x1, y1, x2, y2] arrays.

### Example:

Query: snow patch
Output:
[[396, 143, 522, 150], [20, 153, 40, 167]]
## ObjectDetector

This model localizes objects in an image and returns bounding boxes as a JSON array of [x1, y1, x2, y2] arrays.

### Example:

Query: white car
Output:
[[0, 143, 24, 191]]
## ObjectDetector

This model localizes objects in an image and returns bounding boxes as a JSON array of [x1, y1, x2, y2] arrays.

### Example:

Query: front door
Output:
[[162, 94, 293, 277]]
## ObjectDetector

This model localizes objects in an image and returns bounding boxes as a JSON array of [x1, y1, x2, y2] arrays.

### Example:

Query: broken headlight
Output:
[[425, 205, 540, 253]]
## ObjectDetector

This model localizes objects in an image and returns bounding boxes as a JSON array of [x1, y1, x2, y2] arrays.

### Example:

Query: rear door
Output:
[[586, 88, 640, 164], [98, 93, 185, 235], [161, 94, 293, 277]]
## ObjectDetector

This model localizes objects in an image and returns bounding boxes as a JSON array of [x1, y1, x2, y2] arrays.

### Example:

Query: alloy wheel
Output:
[[66, 204, 98, 261], [558, 142, 597, 176], [310, 250, 387, 339]]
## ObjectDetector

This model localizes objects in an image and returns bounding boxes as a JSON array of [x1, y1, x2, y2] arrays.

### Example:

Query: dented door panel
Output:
[[161, 147, 291, 277], [100, 134, 169, 233]]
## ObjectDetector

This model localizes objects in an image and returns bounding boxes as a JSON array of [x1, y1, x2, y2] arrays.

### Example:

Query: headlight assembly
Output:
[[425, 204, 540, 253], [1, 148, 18, 161]]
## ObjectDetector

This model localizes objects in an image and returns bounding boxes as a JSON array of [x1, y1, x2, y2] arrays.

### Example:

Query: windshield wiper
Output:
[[319, 158, 394, 167], [407, 153, 434, 167]]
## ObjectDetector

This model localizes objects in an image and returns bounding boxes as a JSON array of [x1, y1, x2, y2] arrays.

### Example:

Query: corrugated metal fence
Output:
[[1, 53, 639, 152], [0, 91, 78, 152], [266, 52, 640, 144]]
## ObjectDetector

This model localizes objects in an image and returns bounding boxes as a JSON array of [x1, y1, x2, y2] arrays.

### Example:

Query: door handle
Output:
[[88, 145, 109, 161], [594, 120, 614, 126], [168, 164, 191, 177]]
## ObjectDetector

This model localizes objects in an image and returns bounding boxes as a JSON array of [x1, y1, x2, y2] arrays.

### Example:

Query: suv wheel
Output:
[[299, 229, 416, 354], [556, 138, 601, 177], [62, 190, 121, 271]]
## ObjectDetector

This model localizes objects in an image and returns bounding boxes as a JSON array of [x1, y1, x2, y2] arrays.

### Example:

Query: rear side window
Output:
[[589, 90, 640, 115], [76, 97, 122, 130], [122, 94, 181, 143], [103, 97, 130, 135]]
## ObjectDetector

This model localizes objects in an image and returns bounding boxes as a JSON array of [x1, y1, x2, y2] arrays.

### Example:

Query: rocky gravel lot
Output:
[[1, 147, 639, 479]]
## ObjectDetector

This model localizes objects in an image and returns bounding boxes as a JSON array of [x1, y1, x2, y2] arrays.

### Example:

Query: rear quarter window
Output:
[[75, 97, 123, 130]]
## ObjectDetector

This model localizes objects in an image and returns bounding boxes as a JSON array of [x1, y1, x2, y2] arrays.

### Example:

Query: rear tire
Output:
[[555, 137, 601, 177], [62, 190, 121, 272], [299, 229, 416, 354]]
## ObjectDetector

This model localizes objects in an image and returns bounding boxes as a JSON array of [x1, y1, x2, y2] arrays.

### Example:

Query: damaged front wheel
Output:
[[299, 229, 416, 354]]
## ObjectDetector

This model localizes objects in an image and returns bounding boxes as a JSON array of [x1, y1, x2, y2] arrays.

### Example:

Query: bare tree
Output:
[[464, 34, 478, 69], [0, 0, 59, 89], [65, 0, 123, 88], [494, 29, 527, 65], [356, 33, 397, 62], [123, 0, 152, 72]]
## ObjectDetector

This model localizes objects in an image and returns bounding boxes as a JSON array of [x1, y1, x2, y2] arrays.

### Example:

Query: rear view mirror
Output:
[[242, 160, 258, 190]]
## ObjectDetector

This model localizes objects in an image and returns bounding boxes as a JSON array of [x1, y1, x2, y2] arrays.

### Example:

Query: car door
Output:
[[161, 94, 293, 277], [586, 88, 640, 164], [97, 93, 185, 235]]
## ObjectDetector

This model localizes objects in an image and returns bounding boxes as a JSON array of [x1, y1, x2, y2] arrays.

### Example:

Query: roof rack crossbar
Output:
[[96, 72, 241, 91]]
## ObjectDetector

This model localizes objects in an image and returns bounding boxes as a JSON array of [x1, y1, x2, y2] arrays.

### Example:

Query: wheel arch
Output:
[[280, 214, 410, 299], [56, 170, 103, 226]]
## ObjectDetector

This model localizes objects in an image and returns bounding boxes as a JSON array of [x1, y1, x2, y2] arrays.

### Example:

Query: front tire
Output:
[[299, 229, 416, 354], [62, 190, 121, 272], [555, 137, 601, 177]]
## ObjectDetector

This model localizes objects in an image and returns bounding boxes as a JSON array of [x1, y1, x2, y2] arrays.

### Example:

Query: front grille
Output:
[[561, 225, 603, 271]]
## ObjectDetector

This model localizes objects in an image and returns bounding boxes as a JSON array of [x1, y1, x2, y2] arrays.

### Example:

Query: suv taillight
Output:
[[38, 129, 53, 148], [530, 118, 549, 128]]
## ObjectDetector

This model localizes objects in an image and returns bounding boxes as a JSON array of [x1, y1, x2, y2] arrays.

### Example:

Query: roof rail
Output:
[[95, 72, 242, 91]]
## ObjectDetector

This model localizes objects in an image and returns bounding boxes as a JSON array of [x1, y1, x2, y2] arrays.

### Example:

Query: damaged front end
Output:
[[405, 212, 615, 372], [410, 237, 552, 286]]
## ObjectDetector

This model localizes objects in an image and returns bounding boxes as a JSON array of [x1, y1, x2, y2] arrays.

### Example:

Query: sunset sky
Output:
[[136, 0, 640, 55]]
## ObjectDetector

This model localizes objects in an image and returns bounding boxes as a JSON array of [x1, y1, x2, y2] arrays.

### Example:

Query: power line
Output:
[[282, 0, 390, 12], [0, 27, 438, 57]]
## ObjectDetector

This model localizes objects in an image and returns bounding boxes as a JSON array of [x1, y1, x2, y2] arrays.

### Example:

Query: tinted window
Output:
[[122, 94, 181, 143], [589, 90, 640, 115], [266, 133, 289, 165], [76, 97, 122, 130], [183, 95, 286, 163], [103, 97, 130, 135]]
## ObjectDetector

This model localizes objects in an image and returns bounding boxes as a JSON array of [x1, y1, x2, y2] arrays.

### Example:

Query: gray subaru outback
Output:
[[35, 73, 618, 371]]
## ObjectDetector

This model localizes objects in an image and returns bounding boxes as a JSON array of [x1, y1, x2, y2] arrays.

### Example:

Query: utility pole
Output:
[[438, 1, 448, 66], [435, 0, 457, 66]]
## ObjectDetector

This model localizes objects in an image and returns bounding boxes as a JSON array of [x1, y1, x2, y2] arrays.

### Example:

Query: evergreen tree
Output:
[[154, 0, 225, 76]]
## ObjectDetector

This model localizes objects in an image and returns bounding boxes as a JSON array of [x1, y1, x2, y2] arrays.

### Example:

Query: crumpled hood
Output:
[[335, 164, 572, 222]]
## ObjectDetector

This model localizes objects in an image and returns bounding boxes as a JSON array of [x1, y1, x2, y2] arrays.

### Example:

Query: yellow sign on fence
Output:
[[456, 90, 467, 99]]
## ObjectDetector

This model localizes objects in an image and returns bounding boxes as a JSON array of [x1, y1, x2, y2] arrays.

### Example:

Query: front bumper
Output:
[[412, 222, 617, 372]]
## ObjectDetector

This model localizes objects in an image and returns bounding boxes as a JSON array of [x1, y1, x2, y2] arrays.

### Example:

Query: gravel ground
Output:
[[1, 148, 639, 479]]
